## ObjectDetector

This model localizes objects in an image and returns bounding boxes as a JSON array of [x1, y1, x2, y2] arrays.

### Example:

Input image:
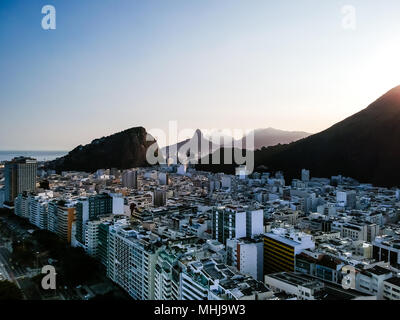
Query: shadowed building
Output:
[[4, 157, 37, 203]]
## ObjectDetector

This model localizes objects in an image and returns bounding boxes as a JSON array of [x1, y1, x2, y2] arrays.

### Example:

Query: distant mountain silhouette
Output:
[[163, 127, 310, 162], [47, 127, 158, 173], [161, 129, 220, 163], [253, 85, 400, 187], [197, 86, 400, 187], [240, 128, 311, 150]]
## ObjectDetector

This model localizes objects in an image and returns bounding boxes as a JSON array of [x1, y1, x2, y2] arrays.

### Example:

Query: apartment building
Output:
[[154, 250, 180, 300], [4, 157, 37, 203], [263, 228, 315, 275], [212, 206, 263, 245], [226, 238, 264, 281], [107, 224, 161, 300], [382, 277, 400, 300]]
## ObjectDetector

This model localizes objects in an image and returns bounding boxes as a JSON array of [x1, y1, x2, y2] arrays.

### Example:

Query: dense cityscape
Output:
[[1, 156, 400, 300], [3, 1, 400, 314]]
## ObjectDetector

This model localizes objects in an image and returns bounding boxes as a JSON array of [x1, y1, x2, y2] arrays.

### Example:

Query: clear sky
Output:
[[1, 0, 400, 150]]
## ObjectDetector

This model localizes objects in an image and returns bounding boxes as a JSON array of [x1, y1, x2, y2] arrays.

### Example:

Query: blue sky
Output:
[[1, 0, 400, 149]]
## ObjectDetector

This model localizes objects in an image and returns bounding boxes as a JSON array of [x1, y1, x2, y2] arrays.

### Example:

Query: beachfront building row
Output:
[[98, 218, 272, 300], [14, 192, 123, 248]]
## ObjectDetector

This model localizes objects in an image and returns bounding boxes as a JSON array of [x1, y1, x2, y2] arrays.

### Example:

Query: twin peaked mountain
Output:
[[161, 128, 310, 157], [49, 86, 400, 187], [48, 127, 310, 173]]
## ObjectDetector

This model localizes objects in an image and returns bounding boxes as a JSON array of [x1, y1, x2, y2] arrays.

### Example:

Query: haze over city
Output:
[[1, 0, 400, 150]]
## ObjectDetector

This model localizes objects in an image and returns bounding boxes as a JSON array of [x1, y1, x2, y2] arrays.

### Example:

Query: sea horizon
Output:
[[0, 150, 68, 162]]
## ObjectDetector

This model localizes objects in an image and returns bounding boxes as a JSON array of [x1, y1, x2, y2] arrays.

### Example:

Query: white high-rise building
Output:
[[180, 259, 270, 300], [212, 206, 247, 245], [107, 224, 161, 300], [336, 191, 347, 207], [29, 195, 49, 229], [154, 250, 180, 300], [110, 193, 124, 214], [84, 215, 114, 257], [14, 192, 30, 219], [246, 209, 264, 238], [46, 199, 76, 243], [26, 191, 53, 229], [85, 220, 103, 257], [336, 190, 357, 209], [226, 238, 264, 281], [212, 206, 263, 245], [180, 270, 209, 300]]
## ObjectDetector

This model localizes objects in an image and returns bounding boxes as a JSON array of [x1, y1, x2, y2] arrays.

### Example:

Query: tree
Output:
[[0, 208, 12, 217], [32, 230, 67, 257], [39, 180, 50, 190], [58, 247, 99, 286], [0, 280, 23, 300], [11, 240, 35, 267]]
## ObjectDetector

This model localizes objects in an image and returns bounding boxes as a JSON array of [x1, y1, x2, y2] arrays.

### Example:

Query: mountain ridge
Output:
[[196, 86, 400, 188], [47, 126, 158, 173], [253, 85, 400, 187], [162, 127, 311, 158], [241, 127, 311, 150]]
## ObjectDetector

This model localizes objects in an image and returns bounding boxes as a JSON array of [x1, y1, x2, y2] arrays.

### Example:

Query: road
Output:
[[0, 214, 116, 300], [0, 245, 23, 291], [0, 247, 26, 279], [0, 251, 10, 281]]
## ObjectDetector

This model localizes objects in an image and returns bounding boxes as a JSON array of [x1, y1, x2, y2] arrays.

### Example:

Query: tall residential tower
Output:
[[4, 157, 37, 203]]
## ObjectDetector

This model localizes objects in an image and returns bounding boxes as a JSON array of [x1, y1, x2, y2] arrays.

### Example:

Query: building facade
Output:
[[4, 157, 37, 203]]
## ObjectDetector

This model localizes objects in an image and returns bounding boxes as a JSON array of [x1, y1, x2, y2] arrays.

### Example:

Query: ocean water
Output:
[[0, 151, 68, 162]]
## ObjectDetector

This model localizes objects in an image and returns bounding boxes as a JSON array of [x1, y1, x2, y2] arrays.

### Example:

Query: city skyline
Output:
[[4, 0, 400, 307], [2, 0, 400, 150]]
